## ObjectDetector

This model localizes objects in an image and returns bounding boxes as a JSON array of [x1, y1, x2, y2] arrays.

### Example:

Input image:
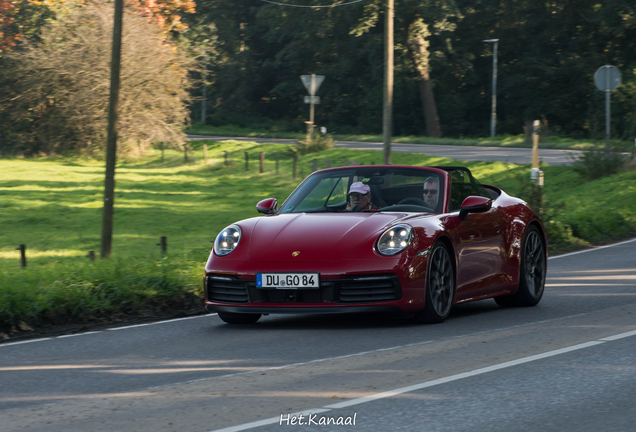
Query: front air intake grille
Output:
[[207, 274, 401, 304], [337, 276, 401, 303], [206, 276, 250, 303]]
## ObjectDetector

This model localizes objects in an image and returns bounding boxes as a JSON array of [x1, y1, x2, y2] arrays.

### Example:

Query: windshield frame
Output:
[[278, 166, 448, 214]]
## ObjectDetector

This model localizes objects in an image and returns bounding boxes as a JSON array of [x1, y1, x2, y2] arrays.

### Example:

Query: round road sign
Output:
[[594, 65, 621, 92]]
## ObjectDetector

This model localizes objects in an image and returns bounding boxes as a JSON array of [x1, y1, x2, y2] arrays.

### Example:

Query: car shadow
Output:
[[212, 299, 504, 331]]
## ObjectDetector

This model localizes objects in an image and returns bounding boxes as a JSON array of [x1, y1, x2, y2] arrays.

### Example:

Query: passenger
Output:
[[423, 177, 439, 209], [345, 182, 377, 211]]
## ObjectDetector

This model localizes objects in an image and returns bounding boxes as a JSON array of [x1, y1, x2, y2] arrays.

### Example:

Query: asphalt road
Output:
[[187, 135, 583, 166], [1, 238, 636, 431]]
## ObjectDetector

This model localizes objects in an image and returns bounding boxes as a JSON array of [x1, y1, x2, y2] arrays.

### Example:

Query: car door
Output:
[[447, 170, 506, 294]]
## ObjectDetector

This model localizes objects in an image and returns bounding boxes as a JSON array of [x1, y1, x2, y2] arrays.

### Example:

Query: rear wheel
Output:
[[495, 225, 546, 307], [217, 312, 262, 324], [414, 242, 455, 324]]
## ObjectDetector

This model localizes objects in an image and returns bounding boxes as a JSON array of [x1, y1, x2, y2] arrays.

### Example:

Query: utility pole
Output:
[[101, 0, 123, 258], [201, 52, 207, 126], [483, 39, 498, 138], [383, 0, 394, 165]]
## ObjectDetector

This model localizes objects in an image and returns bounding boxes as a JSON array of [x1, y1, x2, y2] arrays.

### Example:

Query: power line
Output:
[[259, 0, 367, 8]]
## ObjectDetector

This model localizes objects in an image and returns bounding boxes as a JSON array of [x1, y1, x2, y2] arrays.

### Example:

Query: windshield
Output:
[[279, 167, 444, 214]]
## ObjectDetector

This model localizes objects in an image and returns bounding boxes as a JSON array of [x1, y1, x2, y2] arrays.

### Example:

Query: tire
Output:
[[414, 242, 455, 324], [495, 225, 546, 307], [217, 312, 262, 324]]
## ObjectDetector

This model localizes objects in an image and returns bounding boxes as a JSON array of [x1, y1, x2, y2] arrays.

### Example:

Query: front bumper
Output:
[[206, 304, 404, 315], [204, 273, 425, 314], [204, 255, 429, 314]]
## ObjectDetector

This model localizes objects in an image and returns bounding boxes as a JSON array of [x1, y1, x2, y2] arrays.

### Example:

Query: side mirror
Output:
[[459, 196, 492, 220], [256, 198, 277, 215]]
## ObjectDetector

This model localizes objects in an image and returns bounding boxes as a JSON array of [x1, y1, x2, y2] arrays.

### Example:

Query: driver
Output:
[[345, 182, 377, 211], [423, 177, 439, 209]]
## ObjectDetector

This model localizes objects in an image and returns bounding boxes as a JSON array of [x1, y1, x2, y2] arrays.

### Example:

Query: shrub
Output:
[[297, 131, 335, 155], [572, 145, 635, 180], [0, 3, 196, 155]]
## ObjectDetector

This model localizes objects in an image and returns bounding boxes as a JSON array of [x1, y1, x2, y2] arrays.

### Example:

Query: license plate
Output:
[[256, 273, 320, 290]]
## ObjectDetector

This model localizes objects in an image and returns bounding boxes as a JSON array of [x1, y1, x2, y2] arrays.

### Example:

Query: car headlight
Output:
[[214, 224, 242, 256], [376, 224, 414, 256]]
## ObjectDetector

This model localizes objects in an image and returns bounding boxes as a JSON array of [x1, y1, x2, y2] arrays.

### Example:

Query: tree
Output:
[[0, 2, 196, 155], [0, 0, 18, 51], [128, 0, 196, 37], [0, 0, 84, 52], [349, 0, 462, 137], [184, 1, 636, 141]]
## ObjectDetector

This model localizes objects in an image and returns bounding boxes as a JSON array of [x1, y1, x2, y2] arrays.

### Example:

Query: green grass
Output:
[[2, 140, 635, 332], [185, 125, 635, 151]]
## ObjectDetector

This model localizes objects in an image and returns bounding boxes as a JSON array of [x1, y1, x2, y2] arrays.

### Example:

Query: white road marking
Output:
[[549, 237, 636, 260], [0, 315, 214, 348], [0, 338, 51, 347], [107, 314, 211, 331], [57, 332, 101, 338], [209, 329, 636, 432], [599, 329, 636, 341]]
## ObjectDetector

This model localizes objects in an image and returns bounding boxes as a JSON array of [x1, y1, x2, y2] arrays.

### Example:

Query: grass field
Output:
[[1, 139, 635, 333]]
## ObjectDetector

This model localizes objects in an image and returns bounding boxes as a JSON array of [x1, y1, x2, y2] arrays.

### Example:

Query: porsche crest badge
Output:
[[292, 251, 300, 257]]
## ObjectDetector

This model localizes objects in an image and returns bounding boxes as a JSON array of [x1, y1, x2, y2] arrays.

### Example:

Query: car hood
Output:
[[247, 212, 411, 262]]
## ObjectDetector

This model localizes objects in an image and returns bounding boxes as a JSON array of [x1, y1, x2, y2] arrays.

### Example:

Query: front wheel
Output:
[[495, 225, 546, 307], [217, 312, 262, 324], [414, 242, 455, 324]]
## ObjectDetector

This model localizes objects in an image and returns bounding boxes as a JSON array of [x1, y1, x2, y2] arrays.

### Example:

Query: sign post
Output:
[[594, 65, 621, 156], [301, 74, 324, 139]]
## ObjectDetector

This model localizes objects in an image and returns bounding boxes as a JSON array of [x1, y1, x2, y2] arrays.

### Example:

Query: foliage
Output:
[[0, 254, 203, 330], [186, 0, 636, 140], [0, 0, 84, 52], [0, 2, 196, 155], [572, 144, 635, 180], [1, 0, 196, 52], [503, 170, 588, 252], [128, 0, 196, 36], [297, 131, 335, 155]]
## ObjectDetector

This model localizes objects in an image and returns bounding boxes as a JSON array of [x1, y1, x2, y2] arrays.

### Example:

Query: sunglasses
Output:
[[423, 189, 438, 195]]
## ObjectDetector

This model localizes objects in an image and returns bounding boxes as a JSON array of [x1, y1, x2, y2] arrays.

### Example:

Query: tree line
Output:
[[1, 1, 635, 155], [189, 0, 636, 140]]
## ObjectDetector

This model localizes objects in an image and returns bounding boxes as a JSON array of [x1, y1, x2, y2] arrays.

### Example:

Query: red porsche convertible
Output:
[[204, 165, 547, 324]]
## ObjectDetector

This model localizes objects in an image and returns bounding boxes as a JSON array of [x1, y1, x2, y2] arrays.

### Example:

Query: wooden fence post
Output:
[[203, 144, 208, 164], [326, 159, 331, 168], [276, 152, 279, 174], [245, 152, 249, 171], [312, 158, 318, 172], [293, 156, 298, 179], [18, 244, 26, 268], [88, 251, 95, 261], [159, 236, 167, 254], [260, 151, 264, 173], [224, 151, 228, 166]]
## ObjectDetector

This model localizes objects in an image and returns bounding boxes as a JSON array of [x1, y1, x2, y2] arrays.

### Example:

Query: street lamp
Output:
[[483, 39, 499, 138]]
